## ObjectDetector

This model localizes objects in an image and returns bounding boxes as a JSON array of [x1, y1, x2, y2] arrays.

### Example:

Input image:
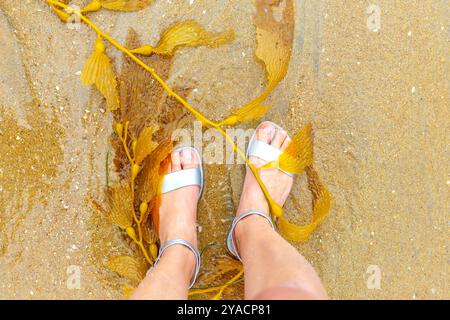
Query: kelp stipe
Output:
[[49, 4, 69, 22]]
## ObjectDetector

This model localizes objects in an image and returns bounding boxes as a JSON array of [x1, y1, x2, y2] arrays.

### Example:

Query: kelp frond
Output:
[[219, 103, 269, 126], [136, 138, 173, 204], [81, 36, 120, 111], [220, 0, 294, 126], [107, 255, 147, 283], [277, 167, 332, 241], [82, 0, 153, 13], [134, 126, 159, 165], [131, 20, 235, 56], [103, 183, 134, 229], [122, 284, 136, 298]]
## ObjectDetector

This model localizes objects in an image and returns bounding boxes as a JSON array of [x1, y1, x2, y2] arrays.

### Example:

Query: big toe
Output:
[[256, 122, 276, 144], [249, 122, 276, 167], [170, 150, 182, 172]]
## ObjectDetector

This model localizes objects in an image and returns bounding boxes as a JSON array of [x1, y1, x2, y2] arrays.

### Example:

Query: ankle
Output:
[[160, 225, 197, 247], [159, 245, 197, 285], [236, 191, 270, 218], [233, 215, 274, 255]]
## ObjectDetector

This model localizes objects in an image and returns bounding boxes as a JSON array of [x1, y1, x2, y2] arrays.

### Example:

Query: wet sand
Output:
[[0, 0, 448, 299]]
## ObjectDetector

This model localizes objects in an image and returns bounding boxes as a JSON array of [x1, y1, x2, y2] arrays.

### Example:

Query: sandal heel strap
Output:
[[227, 210, 275, 261], [148, 239, 201, 289]]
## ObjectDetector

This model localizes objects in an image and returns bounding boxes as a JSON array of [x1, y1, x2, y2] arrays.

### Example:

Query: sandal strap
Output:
[[226, 210, 275, 261], [161, 146, 204, 199], [247, 140, 282, 163], [148, 239, 201, 289], [246, 121, 294, 177], [161, 168, 202, 193]]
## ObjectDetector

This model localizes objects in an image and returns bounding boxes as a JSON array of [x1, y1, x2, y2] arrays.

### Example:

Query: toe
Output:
[[256, 122, 276, 144], [170, 150, 182, 172], [281, 136, 291, 152], [271, 128, 287, 149], [181, 148, 199, 169]]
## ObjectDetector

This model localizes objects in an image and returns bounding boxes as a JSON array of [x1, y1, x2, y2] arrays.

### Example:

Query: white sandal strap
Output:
[[148, 239, 201, 289], [227, 210, 275, 261], [247, 121, 294, 177], [161, 147, 203, 199], [247, 140, 282, 163], [161, 168, 201, 193]]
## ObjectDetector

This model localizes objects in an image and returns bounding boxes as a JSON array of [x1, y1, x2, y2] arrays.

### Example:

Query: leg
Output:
[[234, 122, 328, 300], [131, 149, 200, 300]]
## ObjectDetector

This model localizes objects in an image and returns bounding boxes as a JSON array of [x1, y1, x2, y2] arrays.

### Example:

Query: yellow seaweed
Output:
[[82, 0, 152, 13], [220, 103, 269, 126], [190, 256, 244, 299], [260, 123, 330, 240], [277, 167, 331, 241], [48, 0, 70, 22], [107, 255, 146, 283], [102, 183, 134, 230], [134, 126, 158, 165], [114, 120, 155, 265], [46, 0, 332, 300], [137, 138, 173, 205], [262, 123, 313, 174], [190, 269, 244, 299], [49, 4, 70, 22], [131, 20, 235, 56], [220, 0, 294, 126], [122, 284, 136, 298], [81, 37, 120, 111]]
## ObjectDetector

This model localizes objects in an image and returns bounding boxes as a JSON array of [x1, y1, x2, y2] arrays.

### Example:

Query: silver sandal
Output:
[[148, 146, 203, 288], [227, 121, 294, 261]]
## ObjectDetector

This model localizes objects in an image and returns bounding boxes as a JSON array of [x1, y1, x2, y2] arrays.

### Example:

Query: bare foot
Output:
[[157, 148, 200, 284], [234, 122, 293, 245]]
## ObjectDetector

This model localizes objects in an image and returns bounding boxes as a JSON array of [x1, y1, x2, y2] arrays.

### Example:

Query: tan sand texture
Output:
[[0, 0, 448, 299]]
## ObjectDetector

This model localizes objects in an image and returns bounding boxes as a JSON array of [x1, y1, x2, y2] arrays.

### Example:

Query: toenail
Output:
[[184, 151, 192, 160], [263, 126, 273, 134]]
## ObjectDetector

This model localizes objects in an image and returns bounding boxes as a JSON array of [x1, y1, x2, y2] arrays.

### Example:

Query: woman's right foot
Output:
[[157, 148, 200, 285], [234, 122, 293, 248], [132, 148, 201, 299]]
